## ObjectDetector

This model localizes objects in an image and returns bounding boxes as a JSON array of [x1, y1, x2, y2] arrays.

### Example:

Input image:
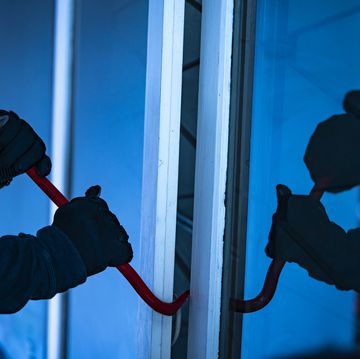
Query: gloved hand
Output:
[[304, 114, 360, 193], [344, 90, 360, 118], [265, 185, 360, 292], [52, 185, 133, 276], [0, 110, 51, 188]]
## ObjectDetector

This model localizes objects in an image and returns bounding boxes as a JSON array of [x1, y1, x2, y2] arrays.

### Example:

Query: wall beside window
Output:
[[242, 1, 360, 358]]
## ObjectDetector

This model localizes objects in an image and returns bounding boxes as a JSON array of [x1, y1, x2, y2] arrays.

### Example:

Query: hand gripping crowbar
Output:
[[230, 181, 326, 313], [26, 167, 190, 316]]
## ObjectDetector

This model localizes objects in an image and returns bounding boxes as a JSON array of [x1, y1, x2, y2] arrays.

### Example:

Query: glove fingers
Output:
[[0, 167, 17, 188], [266, 184, 292, 257], [104, 217, 131, 266], [0, 111, 22, 151], [109, 240, 133, 266], [35, 155, 52, 177], [275, 222, 334, 284], [304, 114, 360, 193], [0, 111, 9, 127], [275, 184, 292, 220], [84, 185, 110, 211], [0, 121, 37, 168], [13, 139, 47, 173], [85, 185, 101, 198], [0, 112, 51, 180], [106, 210, 122, 228], [54, 188, 134, 274], [343, 90, 360, 118]]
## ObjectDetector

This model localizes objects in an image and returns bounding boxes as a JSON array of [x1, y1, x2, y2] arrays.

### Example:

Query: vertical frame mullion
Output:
[[137, 0, 185, 358], [47, 0, 76, 358], [219, 0, 257, 357], [187, 0, 234, 357]]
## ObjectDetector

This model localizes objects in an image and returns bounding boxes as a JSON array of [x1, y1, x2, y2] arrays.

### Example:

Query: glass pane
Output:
[[68, 0, 148, 357], [242, 1, 360, 358], [0, 1, 54, 357]]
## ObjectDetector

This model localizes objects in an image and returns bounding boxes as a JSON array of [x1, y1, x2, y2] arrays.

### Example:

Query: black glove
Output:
[[266, 185, 360, 292], [52, 185, 133, 276], [0, 110, 51, 188], [304, 114, 360, 193], [344, 90, 360, 118]]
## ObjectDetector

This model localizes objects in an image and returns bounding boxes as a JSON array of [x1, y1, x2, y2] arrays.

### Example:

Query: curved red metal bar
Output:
[[230, 258, 285, 313], [231, 182, 325, 313], [26, 167, 190, 316]]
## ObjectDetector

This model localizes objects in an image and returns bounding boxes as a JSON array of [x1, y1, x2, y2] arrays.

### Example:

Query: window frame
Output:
[[219, 0, 257, 357], [187, 0, 234, 357], [137, 0, 186, 357], [139, 0, 235, 356], [47, 0, 77, 357]]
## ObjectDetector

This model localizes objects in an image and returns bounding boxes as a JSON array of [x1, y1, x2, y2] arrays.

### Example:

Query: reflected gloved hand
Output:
[[265, 185, 360, 293], [0, 110, 51, 188], [344, 90, 360, 119], [304, 114, 360, 193], [52, 185, 133, 276]]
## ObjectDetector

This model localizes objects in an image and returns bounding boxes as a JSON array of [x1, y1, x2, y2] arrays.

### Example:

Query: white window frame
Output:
[[187, 0, 234, 357], [140, 0, 234, 357], [137, 0, 185, 358], [47, 0, 76, 358]]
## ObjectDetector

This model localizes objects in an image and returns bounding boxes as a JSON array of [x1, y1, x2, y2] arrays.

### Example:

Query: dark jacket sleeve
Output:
[[0, 226, 87, 314]]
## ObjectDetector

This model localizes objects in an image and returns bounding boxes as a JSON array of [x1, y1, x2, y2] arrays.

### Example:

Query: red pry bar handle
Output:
[[230, 182, 325, 313], [26, 167, 190, 316]]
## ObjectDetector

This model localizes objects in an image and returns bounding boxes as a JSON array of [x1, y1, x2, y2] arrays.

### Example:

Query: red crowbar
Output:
[[26, 167, 190, 316], [230, 182, 325, 313]]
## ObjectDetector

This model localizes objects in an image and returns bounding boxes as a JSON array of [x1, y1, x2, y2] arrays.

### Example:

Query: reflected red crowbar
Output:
[[26, 167, 190, 316], [230, 181, 326, 313]]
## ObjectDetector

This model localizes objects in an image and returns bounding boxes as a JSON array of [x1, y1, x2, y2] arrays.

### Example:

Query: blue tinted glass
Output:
[[243, 1, 360, 358], [68, 1, 148, 358]]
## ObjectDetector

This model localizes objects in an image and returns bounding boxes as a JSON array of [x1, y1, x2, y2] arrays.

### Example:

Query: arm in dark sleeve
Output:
[[266, 194, 360, 293], [0, 226, 87, 314]]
